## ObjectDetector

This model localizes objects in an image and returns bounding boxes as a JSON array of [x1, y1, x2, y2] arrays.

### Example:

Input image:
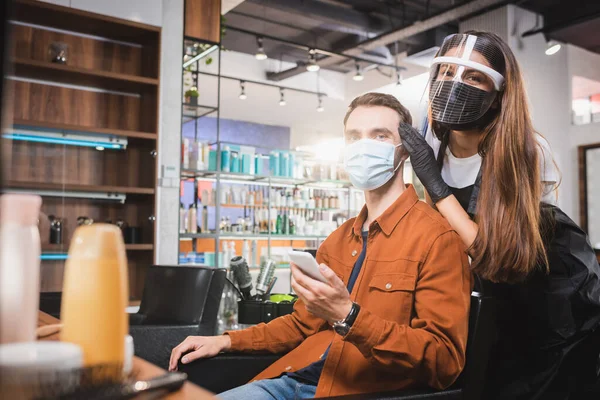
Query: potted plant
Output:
[[184, 87, 199, 106]]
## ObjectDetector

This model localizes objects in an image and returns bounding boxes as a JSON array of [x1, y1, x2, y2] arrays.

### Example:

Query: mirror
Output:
[[579, 143, 600, 249]]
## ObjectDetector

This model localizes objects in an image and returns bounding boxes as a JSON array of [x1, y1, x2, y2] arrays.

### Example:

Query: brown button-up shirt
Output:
[[227, 185, 471, 397]]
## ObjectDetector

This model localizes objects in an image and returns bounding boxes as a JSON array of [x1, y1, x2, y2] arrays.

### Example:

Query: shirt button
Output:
[[385, 283, 392, 290], [351, 250, 358, 256], [285, 366, 292, 371]]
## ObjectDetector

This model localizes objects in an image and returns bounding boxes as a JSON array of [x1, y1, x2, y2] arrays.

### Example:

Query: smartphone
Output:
[[288, 250, 328, 283]]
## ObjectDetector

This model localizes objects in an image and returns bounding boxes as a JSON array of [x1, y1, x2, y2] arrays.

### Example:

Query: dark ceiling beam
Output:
[[323, 0, 429, 13], [247, 0, 386, 33], [267, 0, 505, 80], [341, 0, 507, 56], [532, 0, 600, 27], [330, 29, 426, 52], [521, 10, 600, 38], [227, 10, 310, 33], [225, 25, 402, 69]]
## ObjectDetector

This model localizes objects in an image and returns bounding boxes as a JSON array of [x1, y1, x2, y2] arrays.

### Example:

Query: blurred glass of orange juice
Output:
[[60, 224, 129, 367]]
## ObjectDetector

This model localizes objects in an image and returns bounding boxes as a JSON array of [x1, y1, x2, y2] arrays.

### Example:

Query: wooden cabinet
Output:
[[184, 0, 221, 43], [6, 0, 161, 301]]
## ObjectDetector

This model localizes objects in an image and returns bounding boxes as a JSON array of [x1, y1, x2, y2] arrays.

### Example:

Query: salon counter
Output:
[[37, 311, 215, 399]]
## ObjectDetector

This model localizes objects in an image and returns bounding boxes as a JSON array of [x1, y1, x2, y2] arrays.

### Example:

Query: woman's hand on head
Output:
[[398, 123, 452, 204]]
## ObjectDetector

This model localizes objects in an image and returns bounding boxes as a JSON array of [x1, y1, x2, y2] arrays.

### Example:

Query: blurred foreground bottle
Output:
[[0, 194, 42, 344], [60, 224, 129, 367]]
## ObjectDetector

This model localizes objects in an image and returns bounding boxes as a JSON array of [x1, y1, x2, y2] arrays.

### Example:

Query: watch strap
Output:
[[344, 302, 360, 328]]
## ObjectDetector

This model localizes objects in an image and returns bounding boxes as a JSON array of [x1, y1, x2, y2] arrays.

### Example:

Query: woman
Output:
[[399, 31, 600, 399]]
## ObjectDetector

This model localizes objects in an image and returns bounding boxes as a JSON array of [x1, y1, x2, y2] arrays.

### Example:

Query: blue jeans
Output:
[[218, 375, 317, 400]]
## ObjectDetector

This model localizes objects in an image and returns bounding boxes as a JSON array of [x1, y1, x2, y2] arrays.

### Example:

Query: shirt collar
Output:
[[350, 185, 419, 237]]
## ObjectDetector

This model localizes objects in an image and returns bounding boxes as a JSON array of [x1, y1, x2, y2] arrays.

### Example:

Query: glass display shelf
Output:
[[182, 103, 218, 123], [181, 169, 352, 189], [179, 232, 328, 240], [214, 203, 345, 212]]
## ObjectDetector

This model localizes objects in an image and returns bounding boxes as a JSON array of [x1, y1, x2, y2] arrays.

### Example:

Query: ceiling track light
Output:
[[316, 95, 324, 112], [352, 62, 364, 81], [239, 80, 247, 100], [306, 48, 320, 72], [255, 36, 267, 60], [279, 88, 286, 106], [545, 39, 561, 56]]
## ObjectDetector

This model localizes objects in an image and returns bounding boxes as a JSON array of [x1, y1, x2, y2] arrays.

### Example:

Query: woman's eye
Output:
[[376, 134, 386, 140], [442, 70, 454, 77], [465, 74, 482, 83]]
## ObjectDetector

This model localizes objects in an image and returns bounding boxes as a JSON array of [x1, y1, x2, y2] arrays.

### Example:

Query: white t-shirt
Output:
[[424, 129, 559, 205]]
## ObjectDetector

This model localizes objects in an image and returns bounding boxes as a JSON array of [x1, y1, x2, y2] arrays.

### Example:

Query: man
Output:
[[170, 93, 472, 399]]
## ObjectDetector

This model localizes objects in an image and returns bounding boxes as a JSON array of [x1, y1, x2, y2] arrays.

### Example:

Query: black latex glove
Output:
[[398, 123, 452, 204]]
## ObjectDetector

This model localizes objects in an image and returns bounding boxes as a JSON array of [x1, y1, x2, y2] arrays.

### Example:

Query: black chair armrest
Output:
[[179, 352, 285, 394], [129, 312, 146, 326], [130, 325, 207, 369]]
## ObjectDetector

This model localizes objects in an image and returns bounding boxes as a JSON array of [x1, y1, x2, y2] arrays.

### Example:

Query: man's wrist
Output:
[[221, 334, 232, 351], [333, 301, 353, 323], [332, 302, 361, 337]]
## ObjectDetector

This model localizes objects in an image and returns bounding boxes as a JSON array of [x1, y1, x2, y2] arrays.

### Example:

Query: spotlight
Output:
[[316, 96, 324, 112], [279, 88, 286, 106], [239, 81, 247, 100], [255, 37, 267, 60], [545, 40, 561, 56], [96, 146, 105, 151], [306, 49, 320, 72], [352, 62, 364, 81]]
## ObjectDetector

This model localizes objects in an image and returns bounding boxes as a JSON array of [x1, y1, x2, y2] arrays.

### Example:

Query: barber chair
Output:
[[39, 291, 62, 319], [179, 291, 496, 399], [129, 265, 226, 369]]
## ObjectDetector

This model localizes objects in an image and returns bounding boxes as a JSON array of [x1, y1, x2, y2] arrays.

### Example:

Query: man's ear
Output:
[[394, 144, 409, 169]]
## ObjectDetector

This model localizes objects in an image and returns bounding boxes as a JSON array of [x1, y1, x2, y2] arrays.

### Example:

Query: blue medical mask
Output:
[[343, 139, 403, 191]]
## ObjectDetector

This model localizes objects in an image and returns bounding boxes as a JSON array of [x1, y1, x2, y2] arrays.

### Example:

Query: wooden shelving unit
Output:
[[124, 244, 154, 251], [42, 243, 153, 252], [12, 119, 157, 140], [8, 181, 156, 195], [13, 58, 159, 92], [7, 0, 161, 301]]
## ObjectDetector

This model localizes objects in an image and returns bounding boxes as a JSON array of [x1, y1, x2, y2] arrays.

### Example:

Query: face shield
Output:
[[428, 34, 505, 129]]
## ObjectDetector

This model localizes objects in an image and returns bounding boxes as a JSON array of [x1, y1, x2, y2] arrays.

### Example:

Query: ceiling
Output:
[[222, 0, 600, 82], [222, 0, 461, 79], [519, 0, 600, 54]]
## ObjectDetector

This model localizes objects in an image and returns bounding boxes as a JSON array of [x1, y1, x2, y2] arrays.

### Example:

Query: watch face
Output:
[[333, 322, 350, 336]]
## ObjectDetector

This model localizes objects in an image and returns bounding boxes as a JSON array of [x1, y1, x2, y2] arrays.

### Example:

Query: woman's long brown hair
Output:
[[432, 31, 551, 283]]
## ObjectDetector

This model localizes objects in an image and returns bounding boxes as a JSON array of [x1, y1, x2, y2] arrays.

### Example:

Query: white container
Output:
[[179, 203, 187, 234], [188, 203, 198, 234], [242, 240, 250, 263], [124, 335, 134, 375], [221, 241, 230, 269], [0, 341, 82, 395], [182, 138, 190, 169], [0, 194, 42, 344], [195, 142, 205, 170], [251, 240, 258, 267]]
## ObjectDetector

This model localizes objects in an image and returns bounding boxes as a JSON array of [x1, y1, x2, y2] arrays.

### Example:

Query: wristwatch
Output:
[[332, 302, 361, 337]]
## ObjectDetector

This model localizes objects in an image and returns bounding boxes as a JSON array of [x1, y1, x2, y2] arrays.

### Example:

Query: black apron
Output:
[[437, 137, 600, 399]]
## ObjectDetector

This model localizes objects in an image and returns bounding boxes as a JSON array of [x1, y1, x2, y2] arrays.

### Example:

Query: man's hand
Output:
[[291, 263, 352, 325], [168, 335, 231, 371]]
